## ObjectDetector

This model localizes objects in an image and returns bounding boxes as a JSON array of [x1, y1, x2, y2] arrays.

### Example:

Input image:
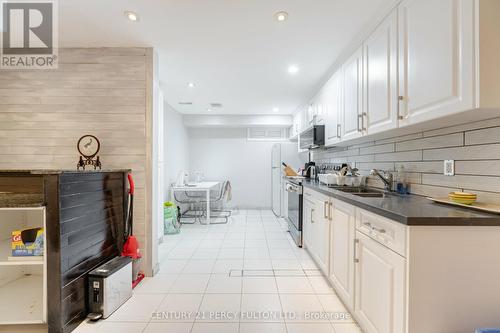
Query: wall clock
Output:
[[76, 135, 102, 170]]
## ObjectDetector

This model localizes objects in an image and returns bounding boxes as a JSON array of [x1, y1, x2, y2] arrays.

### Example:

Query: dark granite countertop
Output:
[[0, 193, 45, 208], [302, 179, 500, 226], [0, 169, 131, 175]]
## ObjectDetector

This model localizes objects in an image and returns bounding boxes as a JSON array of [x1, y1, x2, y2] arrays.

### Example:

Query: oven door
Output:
[[286, 182, 303, 246]]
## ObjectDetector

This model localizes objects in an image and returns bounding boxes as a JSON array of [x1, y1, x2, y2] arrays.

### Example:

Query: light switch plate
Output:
[[444, 160, 455, 176]]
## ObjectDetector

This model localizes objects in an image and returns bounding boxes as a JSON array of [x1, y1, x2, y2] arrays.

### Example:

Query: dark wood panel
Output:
[[59, 178, 122, 195], [60, 189, 122, 209], [59, 198, 122, 223], [58, 172, 125, 332], [60, 206, 122, 234], [59, 171, 123, 184], [61, 277, 86, 328], [44, 174, 62, 333], [62, 245, 117, 286], [0, 174, 43, 193]]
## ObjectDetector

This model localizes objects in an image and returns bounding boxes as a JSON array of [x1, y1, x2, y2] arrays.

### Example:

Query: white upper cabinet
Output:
[[324, 70, 343, 146], [315, 91, 326, 125], [290, 112, 302, 139], [363, 10, 398, 135], [397, 0, 474, 126], [342, 47, 364, 141], [300, 0, 500, 146]]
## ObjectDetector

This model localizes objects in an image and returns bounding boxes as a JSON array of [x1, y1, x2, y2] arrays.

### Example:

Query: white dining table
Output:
[[170, 181, 220, 224]]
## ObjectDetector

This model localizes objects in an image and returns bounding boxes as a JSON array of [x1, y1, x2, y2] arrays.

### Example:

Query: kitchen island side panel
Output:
[[57, 172, 126, 333]]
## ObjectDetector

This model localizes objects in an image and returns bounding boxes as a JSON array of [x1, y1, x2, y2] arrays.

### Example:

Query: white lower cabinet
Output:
[[302, 195, 313, 249], [354, 231, 406, 333], [305, 189, 407, 333], [303, 187, 500, 333], [303, 189, 330, 274], [328, 198, 356, 309]]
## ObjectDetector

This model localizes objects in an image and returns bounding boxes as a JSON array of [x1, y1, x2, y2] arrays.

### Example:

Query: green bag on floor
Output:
[[164, 201, 180, 234]]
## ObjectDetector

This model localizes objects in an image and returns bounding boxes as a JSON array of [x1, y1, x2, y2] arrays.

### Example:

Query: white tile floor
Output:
[[75, 210, 363, 333]]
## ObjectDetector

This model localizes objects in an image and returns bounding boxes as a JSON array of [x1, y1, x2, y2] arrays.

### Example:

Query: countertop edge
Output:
[[301, 180, 500, 226]]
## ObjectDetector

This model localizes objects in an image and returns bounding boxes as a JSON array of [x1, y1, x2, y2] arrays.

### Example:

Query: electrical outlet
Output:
[[444, 160, 455, 176]]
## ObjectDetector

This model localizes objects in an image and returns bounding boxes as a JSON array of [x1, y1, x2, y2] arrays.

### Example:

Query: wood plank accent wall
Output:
[[313, 116, 500, 202], [0, 48, 153, 274]]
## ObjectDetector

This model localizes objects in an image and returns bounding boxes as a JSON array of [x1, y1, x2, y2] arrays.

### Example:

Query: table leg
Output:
[[206, 189, 211, 224]]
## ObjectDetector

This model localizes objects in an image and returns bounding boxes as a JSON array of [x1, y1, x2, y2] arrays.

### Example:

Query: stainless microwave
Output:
[[299, 125, 325, 149]]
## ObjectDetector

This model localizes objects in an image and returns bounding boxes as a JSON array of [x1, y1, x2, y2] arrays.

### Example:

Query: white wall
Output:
[[164, 102, 190, 200], [188, 128, 278, 209]]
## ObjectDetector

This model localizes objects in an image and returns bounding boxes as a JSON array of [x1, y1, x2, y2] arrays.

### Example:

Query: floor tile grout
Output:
[[84, 210, 362, 333]]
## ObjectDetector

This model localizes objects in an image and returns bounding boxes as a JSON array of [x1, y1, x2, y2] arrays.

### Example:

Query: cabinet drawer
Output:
[[356, 208, 407, 257]]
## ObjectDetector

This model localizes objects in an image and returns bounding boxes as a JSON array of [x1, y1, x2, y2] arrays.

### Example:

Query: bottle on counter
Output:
[[396, 165, 409, 194]]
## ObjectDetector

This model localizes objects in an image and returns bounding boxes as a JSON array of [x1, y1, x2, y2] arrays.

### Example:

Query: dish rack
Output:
[[318, 173, 365, 187]]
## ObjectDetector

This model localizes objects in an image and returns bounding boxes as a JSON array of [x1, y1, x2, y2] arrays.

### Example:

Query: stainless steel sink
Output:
[[336, 187, 386, 198], [351, 192, 385, 198]]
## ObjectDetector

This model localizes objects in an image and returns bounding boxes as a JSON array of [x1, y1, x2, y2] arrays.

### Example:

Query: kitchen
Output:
[[1, 0, 500, 333]]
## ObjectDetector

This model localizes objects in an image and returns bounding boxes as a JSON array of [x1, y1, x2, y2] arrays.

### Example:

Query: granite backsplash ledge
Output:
[[312, 116, 500, 202]]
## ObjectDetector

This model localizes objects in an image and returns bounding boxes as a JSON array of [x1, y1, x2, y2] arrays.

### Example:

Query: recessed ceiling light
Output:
[[273, 107, 280, 113], [187, 82, 195, 88], [124, 11, 139, 22], [274, 11, 288, 22], [207, 108, 213, 112], [288, 65, 299, 74]]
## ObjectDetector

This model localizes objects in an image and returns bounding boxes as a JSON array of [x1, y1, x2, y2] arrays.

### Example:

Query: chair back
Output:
[[222, 180, 231, 202]]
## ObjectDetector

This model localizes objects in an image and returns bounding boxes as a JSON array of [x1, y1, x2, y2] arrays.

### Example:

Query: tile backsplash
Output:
[[312, 116, 500, 202]]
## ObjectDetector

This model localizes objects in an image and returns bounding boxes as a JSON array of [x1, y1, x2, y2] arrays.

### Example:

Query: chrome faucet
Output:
[[370, 169, 393, 192]]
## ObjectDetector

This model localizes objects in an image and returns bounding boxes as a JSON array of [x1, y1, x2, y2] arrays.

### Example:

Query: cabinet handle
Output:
[[324, 201, 329, 219], [357, 114, 363, 132], [329, 202, 333, 221], [362, 112, 367, 131], [354, 238, 359, 263], [364, 222, 386, 234], [336, 124, 341, 139], [373, 226, 386, 234], [398, 96, 409, 120], [311, 208, 314, 223]]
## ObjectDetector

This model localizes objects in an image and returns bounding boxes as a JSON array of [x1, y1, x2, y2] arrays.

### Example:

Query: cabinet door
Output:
[[342, 47, 364, 141], [306, 103, 315, 127], [355, 232, 406, 333], [363, 9, 398, 135], [324, 70, 343, 146], [398, 0, 474, 126], [314, 90, 326, 125], [309, 194, 330, 274], [302, 197, 313, 249], [328, 199, 356, 309]]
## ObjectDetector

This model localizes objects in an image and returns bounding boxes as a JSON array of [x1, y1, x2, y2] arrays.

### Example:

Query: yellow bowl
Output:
[[449, 196, 476, 205], [449, 191, 477, 198]]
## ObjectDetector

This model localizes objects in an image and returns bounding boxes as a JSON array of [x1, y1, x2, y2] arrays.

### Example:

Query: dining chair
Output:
[[198, 180, 232, 224], [171, 183, 204, 224]]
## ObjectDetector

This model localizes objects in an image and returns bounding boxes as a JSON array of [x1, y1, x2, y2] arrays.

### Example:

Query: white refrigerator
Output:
[[271, 143, 304, 217]]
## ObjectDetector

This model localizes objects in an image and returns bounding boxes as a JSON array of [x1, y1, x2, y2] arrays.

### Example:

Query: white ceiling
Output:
[[59, 0, 395, 115]]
